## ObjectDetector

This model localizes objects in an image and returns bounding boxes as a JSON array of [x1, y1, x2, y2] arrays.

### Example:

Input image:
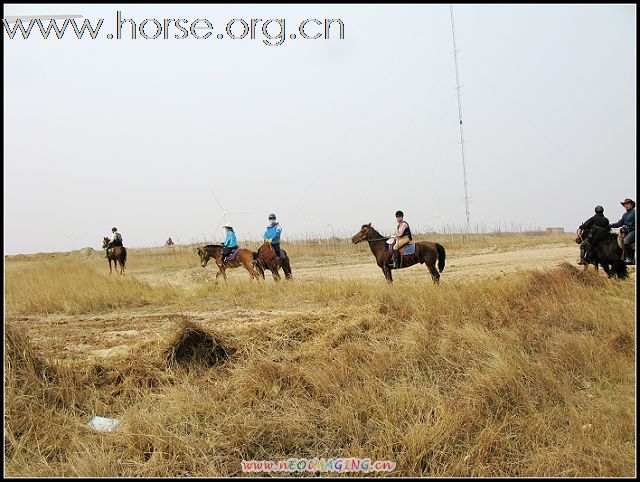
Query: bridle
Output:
[[354, 227, 388, 244]]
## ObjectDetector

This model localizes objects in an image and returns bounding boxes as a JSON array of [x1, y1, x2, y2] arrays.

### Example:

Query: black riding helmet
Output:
[[594, 206, 604, 213], [395, 210, 404, 217], [112, 227, 117, 232]]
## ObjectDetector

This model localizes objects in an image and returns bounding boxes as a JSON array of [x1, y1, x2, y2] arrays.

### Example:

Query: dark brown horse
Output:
[[102, 237, 127, 275], [254, 242, 293, 281], [196, 244, 260, 283], [351, 223, 445, 284]]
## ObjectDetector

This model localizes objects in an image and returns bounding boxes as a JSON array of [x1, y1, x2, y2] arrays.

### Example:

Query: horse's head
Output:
[[102, 237, 110, 249], [196, 247, 212, 267], [351, 223, 373, 244]]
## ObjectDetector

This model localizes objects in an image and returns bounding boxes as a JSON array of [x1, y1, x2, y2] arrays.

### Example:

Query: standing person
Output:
[[392, 210, 412, 268], [264, 213, 283, 257], [610, 198, 636, 264], [577, 206, 609, 265], [221, 223, 238, 265], [105, 227, 123, 257]]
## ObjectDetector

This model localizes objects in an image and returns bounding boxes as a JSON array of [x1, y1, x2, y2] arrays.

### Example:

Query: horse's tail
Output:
[[122, 247, 127, 264], [436, 243, 446, 272]]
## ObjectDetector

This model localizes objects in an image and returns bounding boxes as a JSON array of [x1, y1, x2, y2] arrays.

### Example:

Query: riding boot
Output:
[[394, 250, 401, 269]]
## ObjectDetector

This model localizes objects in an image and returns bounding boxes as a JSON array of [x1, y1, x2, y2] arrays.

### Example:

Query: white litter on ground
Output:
[[86, 416, 120, 432]]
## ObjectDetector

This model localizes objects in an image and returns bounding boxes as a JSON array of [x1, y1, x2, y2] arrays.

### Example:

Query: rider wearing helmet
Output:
[[577, 206, 610, 265], [610, 198, 636, 264], [105, 227, 123, 257], [221, 223, 238, 264], [264, 213, 283, 257], [392, 210, 412, 268]]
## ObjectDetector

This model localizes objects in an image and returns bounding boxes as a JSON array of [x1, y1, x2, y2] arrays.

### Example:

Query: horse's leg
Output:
[[427, 262, 440, 284], [270, 262, 281, 281], [282, 257, 292, 280], [108, 258, 113, 274], [382, 266, 393, 283], [215, 265, 226, 284], [239, 257, 257, 280]]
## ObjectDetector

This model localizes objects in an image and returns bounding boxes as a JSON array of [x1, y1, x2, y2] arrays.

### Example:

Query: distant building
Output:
[[546, 227, 565, 234]]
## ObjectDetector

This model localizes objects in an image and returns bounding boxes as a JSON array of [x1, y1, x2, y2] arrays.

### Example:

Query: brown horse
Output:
[[254, 242, 293, 281], [102, 237, 127, 275], [196, 244, 260, 283], [351, 223, 445, 284]]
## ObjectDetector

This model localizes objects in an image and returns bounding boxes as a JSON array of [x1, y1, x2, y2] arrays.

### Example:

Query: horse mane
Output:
[[203, 244, 223, 249]]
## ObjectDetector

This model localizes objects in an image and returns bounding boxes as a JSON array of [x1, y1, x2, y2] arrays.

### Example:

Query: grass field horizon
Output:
[[4, 232, 636, 477]]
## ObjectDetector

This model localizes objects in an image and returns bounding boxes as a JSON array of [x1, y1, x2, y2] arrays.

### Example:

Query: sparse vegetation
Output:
[[3, 234, 635, 477]]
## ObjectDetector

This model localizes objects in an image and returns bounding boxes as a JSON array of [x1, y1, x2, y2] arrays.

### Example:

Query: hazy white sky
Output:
[[4, 4, 636, 254]]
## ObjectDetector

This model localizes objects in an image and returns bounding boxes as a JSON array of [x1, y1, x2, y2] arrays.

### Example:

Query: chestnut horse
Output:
[[351, 223, 445, 284], [254, 242, 293, 281], [102, 237, 127, 275], [196, 244, 259, 283]]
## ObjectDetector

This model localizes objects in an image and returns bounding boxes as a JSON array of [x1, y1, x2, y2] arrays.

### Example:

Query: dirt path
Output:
[[136, 243, 593, 287]]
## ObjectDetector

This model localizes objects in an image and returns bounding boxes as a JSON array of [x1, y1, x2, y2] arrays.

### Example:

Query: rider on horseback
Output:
[[264, 213, 283, 258], [577, 206, 609, 265], [221, 223, 238, 265], [105, 227, 123, 257], [610, 198, 636, 264], [392, 210, 412, 269]]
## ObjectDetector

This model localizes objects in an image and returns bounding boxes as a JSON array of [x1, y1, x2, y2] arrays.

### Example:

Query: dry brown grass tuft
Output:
[[164, 320, 235, 370]]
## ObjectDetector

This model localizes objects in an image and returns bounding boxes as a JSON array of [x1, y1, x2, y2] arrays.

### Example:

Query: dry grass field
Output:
[[4, 232, 636, 477]]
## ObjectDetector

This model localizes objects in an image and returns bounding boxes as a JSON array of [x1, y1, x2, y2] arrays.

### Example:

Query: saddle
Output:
[[226, 247, 240, 261], [387, 242, 416, 256]]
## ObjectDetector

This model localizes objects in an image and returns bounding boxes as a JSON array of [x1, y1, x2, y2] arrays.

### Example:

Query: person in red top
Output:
[[392, 210, 412, 268]]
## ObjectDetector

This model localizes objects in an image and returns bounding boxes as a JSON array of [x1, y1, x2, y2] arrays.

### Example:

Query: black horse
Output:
[[582, 226, 627, 279]]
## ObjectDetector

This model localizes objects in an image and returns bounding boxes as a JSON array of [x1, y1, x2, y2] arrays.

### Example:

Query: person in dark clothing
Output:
[[577, 206, 609, 265], [610, 198, 636, 264], [105, 227, 123, 257]]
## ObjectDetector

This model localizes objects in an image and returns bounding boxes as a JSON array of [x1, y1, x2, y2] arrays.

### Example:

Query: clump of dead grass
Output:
[[164, 320, 235, 370]]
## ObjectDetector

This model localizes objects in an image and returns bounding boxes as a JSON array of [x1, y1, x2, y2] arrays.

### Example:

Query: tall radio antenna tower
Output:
[[450, 4, 471, 230]]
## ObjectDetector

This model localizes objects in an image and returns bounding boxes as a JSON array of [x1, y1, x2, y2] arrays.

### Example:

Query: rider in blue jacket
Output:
[[610, 198, 636, 264], [264, 213, 283, 257], [221, 224, 238, 264]]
